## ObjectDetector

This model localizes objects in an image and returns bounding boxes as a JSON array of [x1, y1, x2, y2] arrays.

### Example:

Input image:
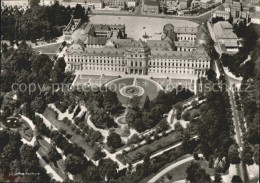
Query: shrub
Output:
[[71, 125, 76, 131], [75, 128, 81, 135], [66, 134, 72, 139], [182, 111, 191, 121]]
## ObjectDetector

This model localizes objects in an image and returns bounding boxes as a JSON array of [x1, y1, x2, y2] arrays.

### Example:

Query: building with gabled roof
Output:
[[213, 21, 239, 53]]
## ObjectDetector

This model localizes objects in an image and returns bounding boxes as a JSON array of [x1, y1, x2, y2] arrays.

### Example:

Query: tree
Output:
[[228, 144, 241, 164], [206, 69, 216, 81], [30, 0, 40, 7], [182, 131, 195, 154], [92, 148, 106, 161], [65, 154, 87, 175], [182, 111, 191, 121], [231, 175, 243, 183], [128, 134, 140, 144], [142, 155, 150, 176], [253, 144, 259, 165], [107, 132, 122, 150], [214, 173, 222, 183], [193, 152, 200, 160], [156, 118, 169, 132], [31, 54, 53, 83], [73, 4, 86, 19], [129, 96, 141, 110], [98, 159, 118, 181], [81, 165, 101, 182], [51, 57, 66, 83], [186, 162, 211, 183], [241, 143, 254, 165], [143, 96, 150, 110], [103, 90, 122, 115], [48, 146, 62, 164], [31, 97, 47, 113]]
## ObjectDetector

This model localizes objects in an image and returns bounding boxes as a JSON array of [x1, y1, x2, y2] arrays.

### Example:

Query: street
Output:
[[216, 59, 249, 182]]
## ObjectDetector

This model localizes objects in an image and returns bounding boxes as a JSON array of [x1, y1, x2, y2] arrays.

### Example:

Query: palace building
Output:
[[64, 23, 211, 80]]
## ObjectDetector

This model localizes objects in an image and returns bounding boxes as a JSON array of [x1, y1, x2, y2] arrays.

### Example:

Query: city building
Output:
[[63, 18, 83, 42], [251, 11, 260, 24], [174, 26, 198, 42], [1, 0, 60, 8], [39, 0, 58, 6], [93, 24, 111, 37], [86, 0, 103, 10], [213, 21, 239, 53], [84, 37, 108, 48], [1, 0, 29, 9], [178, 0, 191, 9], [108, 0, 126, 8], [143, 0, 160, 14], [62, 0, 102, 9], [127, 0, 136, 7], [213, 10, 231, 20]]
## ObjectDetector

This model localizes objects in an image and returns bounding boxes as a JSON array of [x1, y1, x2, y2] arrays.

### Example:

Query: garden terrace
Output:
[[42, 107, 96, 158], [122, 131, 183, 164]]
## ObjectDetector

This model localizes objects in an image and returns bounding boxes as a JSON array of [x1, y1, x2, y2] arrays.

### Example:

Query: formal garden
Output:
[[106, 77, 161, 105]]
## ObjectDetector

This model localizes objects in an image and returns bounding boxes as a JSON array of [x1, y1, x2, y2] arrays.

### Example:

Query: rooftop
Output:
[[84, 36, 108, 45], [144, 0, 159, 6], [174, 26, 198, 34], [174, 41, 195, 47], [213, 21, 238, 39], [214, 10, 230, 15], [94, 24, 110, 32], [146, 40, 172, 49], [151, 45, 209, 59]]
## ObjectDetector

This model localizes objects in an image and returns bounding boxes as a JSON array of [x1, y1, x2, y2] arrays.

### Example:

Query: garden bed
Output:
[[123, 131, 182, 163], [42, 107, 96, 158]]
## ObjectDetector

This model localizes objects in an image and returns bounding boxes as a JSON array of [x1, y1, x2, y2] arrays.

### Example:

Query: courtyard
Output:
[[89, 15, 198, 40]]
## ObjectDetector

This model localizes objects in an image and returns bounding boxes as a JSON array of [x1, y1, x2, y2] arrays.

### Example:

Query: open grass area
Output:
[[157, 158, 216, 182], [42, 107, 96, 158], [124, 131, 182, 163], [107, 77, 134, 104], [33, 42, 62, 54], [136, 78, 160, 102], [37, 139, 68, 180]]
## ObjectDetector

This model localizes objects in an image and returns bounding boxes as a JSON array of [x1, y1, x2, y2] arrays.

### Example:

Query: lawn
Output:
[[33, 42, 62, 54], [136, 78, 160, 102], [37, 139, 68, 180], [124, 131, 182, 163], [106, 77, 134, 104], [42, 107, 96, 158], [106, 77, 160, 105], [157, 158, 216, 182]]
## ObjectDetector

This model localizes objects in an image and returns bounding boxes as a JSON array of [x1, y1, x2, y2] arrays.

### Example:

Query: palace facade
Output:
[[64, 23, 211, 79]]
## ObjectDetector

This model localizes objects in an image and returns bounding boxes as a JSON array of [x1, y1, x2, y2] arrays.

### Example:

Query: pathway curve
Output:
[[148, 154, 203, 183]]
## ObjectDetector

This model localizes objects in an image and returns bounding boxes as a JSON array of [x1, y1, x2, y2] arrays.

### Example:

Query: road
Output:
[[215, 59, 249, 182], [148, 154, 203, 183]]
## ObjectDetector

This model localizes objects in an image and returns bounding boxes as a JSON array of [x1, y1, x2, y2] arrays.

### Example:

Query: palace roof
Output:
[[174, 41, 195, 48], [174, 26, 198, 34], [84, 37, 108, 45]]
